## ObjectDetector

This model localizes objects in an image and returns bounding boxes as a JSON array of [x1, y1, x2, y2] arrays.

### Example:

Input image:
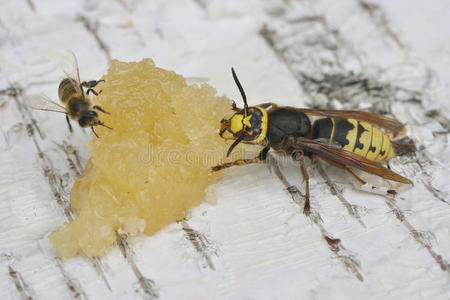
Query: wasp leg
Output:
[[212, 147, 270, 172], [323, 161, 397, 195], [91, 126, 99, 138], [293, 151, 310, 216], [343, 165, 397, 195], [212, 157, 261, 172], [93, 105, 110, 114], [66, 115, 73, 132], [344, 166, 367, 185]]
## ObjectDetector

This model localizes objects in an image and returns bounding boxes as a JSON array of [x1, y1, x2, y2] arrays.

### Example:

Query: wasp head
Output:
[[219, 68, 268, 157], [220, 107, 267, 142]]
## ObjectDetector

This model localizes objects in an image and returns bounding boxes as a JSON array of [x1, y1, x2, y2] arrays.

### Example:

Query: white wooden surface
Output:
[[0, 0, 449, 299]]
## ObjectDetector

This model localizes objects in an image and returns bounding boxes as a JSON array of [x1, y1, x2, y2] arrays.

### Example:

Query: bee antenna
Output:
[[226, 134, 244, 157], [100, 122, 113, 130], [231, 67, 248, 116]]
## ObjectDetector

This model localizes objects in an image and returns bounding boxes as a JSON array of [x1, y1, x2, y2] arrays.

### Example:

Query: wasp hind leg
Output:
[[212, 147, 270, 172], [292, 151, 311, 216], [343, 165, 397, 195], [82, 80, 105, 96]]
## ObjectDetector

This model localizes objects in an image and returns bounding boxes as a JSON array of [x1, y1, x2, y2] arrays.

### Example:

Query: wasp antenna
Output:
[[227, 134, 244, 157], [231, 67, 248, 116]]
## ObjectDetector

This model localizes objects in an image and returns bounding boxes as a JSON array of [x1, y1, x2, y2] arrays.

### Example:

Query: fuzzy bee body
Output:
[[59, 78, 91, 120], [29, 55, 111, 137]]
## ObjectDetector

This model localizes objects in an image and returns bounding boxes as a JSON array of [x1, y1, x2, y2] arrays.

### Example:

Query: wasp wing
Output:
[[295, 108, 405, 136], [25, 94, 67, 114], [291, 137, 412, 184]]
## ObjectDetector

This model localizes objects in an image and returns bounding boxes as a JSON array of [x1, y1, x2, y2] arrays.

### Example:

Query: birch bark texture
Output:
[[0, 0, 449, 299]]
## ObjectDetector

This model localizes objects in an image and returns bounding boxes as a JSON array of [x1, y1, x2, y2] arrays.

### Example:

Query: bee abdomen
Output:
[[312, 117, 395, 162], [58, 78, 80, 104]]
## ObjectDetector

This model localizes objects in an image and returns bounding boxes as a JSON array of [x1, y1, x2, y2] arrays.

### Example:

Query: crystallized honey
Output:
[[49, 59, 259, 258]]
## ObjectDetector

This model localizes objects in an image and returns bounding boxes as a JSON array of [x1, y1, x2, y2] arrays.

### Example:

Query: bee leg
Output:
[[66, 115, 73, 133], [82, 80, 105, 96], [91, 127, 99, 138], [293, 151, 310, 216], [82, 80, 105, 88], [212, 146, 270, 172], [93, 105, 110, 114], [86, 88, 100, 96]]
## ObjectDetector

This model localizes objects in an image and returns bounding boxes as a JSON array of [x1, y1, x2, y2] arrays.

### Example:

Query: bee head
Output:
[[78, 110, 99, 127], [219, 68, 268, 157]]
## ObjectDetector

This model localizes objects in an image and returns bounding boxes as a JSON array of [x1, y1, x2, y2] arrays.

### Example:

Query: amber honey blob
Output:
[[49, 59, 259, 258]]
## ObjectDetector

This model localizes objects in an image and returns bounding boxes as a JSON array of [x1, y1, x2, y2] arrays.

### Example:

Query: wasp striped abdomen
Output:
[[312, 118, 395, 162]]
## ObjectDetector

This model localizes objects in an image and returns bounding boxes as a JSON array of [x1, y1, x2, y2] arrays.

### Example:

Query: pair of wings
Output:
[[284, 107, 411, 184], [27, 51, 85, 115]]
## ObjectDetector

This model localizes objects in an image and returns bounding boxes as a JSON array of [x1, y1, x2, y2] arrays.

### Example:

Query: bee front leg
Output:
[[292, 150, 311, 216], [82, 80, 105, 96], [93, 105, 110, 114], [91, 126, 99, 138], [212, 147, 270, 172]]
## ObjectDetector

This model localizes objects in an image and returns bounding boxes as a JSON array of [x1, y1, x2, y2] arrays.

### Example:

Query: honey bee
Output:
[[29, 54, 111, 137], [213, 68, 412, 215]]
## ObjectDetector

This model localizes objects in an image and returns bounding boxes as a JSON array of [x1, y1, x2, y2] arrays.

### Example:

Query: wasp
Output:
[[29, 54, 111, 137], [213, 68, 412, 215]]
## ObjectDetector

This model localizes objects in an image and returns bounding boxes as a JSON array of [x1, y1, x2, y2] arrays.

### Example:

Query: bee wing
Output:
[[290, 137, 412, 184], [25, 94, 67, 114], [61, 51, 84, 97], [295, 108, 405, 136]]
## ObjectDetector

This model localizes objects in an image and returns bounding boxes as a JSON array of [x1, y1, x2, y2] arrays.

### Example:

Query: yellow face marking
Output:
[[230, 114, 244, 133], [219, 106, 268, 144], [243, 115, 252, 128], [220, 130, 234, 139], [343, 119, 358, 152], [252, 106, 268, 144], [353, 121, 372, 158], [366, 126, 382, 161]]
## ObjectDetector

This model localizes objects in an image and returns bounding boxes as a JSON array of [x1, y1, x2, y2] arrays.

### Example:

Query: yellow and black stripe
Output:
[[312, 117, 395, 162]]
